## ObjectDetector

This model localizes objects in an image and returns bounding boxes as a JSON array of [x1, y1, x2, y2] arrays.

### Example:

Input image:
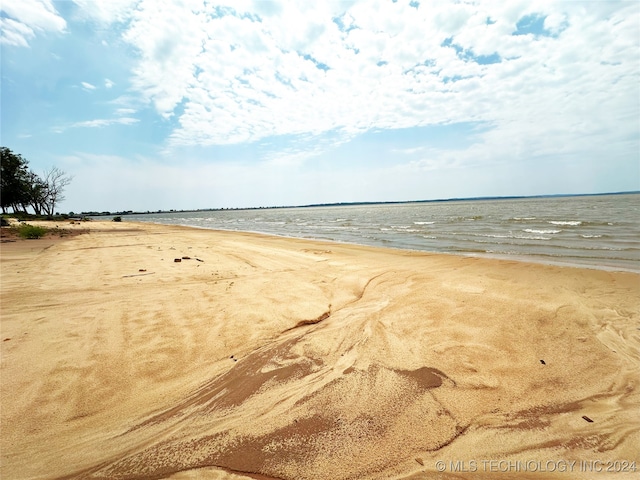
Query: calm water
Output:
[[127, 194, 640, 272]]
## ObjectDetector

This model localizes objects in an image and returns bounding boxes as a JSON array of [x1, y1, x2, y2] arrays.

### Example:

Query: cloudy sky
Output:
[[1, 0, 638, 212]]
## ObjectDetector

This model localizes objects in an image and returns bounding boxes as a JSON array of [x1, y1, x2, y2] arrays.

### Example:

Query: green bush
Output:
[[1, 216, 9, 227], [112, 216, 122, 222], [16, 224, 48, 239]]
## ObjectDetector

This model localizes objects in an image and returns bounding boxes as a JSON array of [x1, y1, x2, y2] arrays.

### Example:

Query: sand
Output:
[[1, 221, 638, 480]]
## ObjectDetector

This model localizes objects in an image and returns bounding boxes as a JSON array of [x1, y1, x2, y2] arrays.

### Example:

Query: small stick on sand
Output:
[[122, 272, 156, 278]]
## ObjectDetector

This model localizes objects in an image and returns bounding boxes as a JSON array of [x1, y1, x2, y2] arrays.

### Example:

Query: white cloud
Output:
[[543, 12, 567, 35], [71, 0, 140, 25], [108, 94, 141, 107], [56, 117, 140, 131], [0, 0, 66, 47], [80, 1, 633, 157], [81, 81, 97, 90], [58, 0, 639, 185], [71, 117, 139, 128], [115, 108, 136, 115], [0, 18, 35, 48], [105, 78, 115, 88], [393, 146, 428, 156]]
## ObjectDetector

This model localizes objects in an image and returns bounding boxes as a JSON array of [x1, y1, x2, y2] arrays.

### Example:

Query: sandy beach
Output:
[[1, 221, 638, 480]]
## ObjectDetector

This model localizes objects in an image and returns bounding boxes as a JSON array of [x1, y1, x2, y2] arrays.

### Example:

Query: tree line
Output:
[[1, 147, 73, 217]]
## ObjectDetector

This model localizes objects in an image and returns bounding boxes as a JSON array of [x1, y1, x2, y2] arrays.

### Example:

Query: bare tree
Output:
[[42, 167, 73, 217]]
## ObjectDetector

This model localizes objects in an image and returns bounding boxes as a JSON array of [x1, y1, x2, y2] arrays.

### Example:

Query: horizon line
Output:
[[81, 190, 640, 216]]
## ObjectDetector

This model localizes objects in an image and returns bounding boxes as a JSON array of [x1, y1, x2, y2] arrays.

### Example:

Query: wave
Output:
[[474, 234, 551, 241], [548, 221, 582, 226], [523, 229, 561, 234], [474, 233, 514, 239], [414, 221, 435, 225], [516, 235, 551, 241]]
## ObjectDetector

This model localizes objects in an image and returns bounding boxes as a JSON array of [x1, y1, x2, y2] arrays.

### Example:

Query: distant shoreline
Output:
[[82, 190, 640, 217]]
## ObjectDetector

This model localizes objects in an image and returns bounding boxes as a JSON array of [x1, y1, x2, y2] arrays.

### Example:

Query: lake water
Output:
[[127, 194, 640, 272]]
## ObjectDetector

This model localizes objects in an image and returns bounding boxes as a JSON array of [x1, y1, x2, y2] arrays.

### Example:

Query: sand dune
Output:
[[1, 222, 638, 479]]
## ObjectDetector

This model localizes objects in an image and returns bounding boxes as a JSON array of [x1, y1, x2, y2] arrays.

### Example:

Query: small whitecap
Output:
[[481, 233, 513, 239], [548, 221, 582, 226], [523, 228, 561, 234]]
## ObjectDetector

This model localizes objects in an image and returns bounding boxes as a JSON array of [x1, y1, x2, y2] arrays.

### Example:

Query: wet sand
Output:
[[1, 221, 639, 479]]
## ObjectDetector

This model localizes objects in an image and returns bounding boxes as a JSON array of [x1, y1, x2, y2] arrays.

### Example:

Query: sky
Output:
[[1, 0, 639, 213]]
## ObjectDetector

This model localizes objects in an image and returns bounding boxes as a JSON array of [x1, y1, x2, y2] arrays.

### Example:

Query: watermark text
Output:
[[433, 459, 637, 474]]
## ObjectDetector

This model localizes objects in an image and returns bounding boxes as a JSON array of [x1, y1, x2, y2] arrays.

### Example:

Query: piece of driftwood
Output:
[[122, 272, 156, 278]]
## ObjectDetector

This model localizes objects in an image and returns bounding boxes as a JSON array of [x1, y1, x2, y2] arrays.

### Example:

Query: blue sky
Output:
[[1, 0, 638, 213]]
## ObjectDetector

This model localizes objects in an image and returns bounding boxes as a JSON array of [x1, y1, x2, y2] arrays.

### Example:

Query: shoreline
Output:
[[2, 221, 639, 479], [126, 219, 640, 274]]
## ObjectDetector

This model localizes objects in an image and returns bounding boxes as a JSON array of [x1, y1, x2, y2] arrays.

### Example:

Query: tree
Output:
[[42, 166, 73, 217], [25, 170, 47, 215], [1, 147, 30, 213], [1, 147, 73, 216]]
